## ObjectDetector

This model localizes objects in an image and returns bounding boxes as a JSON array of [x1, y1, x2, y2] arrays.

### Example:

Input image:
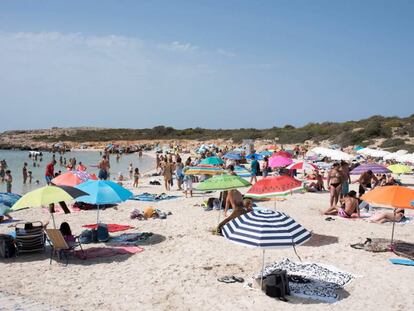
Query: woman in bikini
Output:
[[327, 163, 343, 208], [368, 208, 406, 223], [324, 190, 359, 217]]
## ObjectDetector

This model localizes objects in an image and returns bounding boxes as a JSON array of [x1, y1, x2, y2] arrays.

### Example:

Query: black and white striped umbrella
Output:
[[222, 209, 312, 289], [222, 209, 311, 248]]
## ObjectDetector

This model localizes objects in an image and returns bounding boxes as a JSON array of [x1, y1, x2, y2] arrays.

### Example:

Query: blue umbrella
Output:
[[259, 151, 273, 157], [223, 153, 242, 160], [0, 192, 22, 208], [246, 153, 263, 160], [75, 180, 133, 223]]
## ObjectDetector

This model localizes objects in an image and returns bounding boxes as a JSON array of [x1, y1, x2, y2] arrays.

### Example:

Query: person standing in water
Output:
[[5, 170, 12, 193], [98, 155, 110, 180], [45, 160, 56, 185], [22, 162, 28, 184]]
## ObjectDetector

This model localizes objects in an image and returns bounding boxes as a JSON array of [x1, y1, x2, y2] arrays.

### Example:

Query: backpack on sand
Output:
[[264, 269, 290, 301]]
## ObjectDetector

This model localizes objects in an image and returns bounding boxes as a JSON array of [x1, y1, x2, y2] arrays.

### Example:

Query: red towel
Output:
[[82, 223, 134, 232], [74, 246, 143, 259]]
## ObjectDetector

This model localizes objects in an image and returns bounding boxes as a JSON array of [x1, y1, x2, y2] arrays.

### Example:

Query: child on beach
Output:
[[133, 168, 140, 188], [28, 171, 33, 183]]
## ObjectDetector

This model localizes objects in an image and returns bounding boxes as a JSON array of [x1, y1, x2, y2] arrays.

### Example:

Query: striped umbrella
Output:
[[350, 163, 391, 175], [184, 165, 224, 175], [245, 176, 304, 199], [222, 209, 311, 288], [269, 156, 293, 168], [287, 161, 318, 171]]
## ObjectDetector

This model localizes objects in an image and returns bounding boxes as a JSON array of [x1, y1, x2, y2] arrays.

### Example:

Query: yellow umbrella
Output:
[[387, 164, 412, 174]]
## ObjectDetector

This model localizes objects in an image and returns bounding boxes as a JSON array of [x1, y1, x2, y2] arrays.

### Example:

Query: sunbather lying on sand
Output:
[[323, 190, 359, 218], [368, 208, 406, 223]]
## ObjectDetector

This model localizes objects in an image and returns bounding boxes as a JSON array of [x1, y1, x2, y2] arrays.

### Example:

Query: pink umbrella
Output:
[[268, 156, 293, 168]]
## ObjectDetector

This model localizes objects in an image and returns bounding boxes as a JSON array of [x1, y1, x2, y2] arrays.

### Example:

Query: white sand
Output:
[[1, 154, 414, 311]]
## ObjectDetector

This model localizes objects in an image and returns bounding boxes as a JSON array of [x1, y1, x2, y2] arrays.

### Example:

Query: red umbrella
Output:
[[52, 170, 98, 187], [245, 176, 304, 199], [287, 161, 318, 171], [274, 150, 292, 158]]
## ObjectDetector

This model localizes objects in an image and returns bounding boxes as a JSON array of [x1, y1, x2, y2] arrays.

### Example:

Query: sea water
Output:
[[0, 150, 155, 195]]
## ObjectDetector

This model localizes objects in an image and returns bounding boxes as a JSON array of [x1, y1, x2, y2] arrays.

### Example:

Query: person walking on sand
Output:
[[45, 160, 56, 185], [22, 162, 28, 184], [4, 170, 12, 193], [161, 159, 172, 191], [98, 155, 110, 180], [250, 156, 260, 184]]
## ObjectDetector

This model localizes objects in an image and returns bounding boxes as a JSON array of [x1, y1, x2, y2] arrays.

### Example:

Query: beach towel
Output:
[[82, 224, 134, 232], [389, 258, 414, 266], [129, 193, 178, 202], [107, 232, 153, 246], [74, 246, 143, 259], [258, 258, 354, 303]]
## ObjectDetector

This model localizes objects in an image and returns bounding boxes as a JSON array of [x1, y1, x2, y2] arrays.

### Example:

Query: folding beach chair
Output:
[[45, 229, 84, 265], [15, 221, 46, 254]]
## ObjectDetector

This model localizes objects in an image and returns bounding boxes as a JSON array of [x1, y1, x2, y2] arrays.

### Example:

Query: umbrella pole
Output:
[[217, 197, 222, 227], [51, 213, 56, 229], [261, 249, 265, 290], [97, 205, 100, 224], [391, 208, 396, 245]]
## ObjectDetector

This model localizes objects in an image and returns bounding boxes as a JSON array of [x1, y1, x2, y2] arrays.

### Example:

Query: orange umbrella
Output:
[[52, 170, 98, 187], [361, 186, 414, 209], [361, 186, 414, 244]]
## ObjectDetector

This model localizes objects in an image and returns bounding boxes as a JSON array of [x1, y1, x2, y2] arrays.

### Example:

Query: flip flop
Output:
[[232, 276, 244, 283], [217, 276, 236, 283]]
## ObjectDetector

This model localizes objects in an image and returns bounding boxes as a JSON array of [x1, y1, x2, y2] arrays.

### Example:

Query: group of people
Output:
[[157, 154, 193, 197]]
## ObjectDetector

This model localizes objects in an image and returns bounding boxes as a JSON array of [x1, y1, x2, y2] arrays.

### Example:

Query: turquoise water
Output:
[[0, 150, 155, 195]]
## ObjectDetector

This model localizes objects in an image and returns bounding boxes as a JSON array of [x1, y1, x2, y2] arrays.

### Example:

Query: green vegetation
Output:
[[11, 114, 414, 147]]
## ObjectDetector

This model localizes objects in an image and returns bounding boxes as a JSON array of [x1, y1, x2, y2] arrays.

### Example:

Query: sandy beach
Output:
[[0, 151, 413, 311]]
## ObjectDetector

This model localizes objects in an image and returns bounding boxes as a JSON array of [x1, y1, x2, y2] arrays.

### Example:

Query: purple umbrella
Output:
[[350, 163, 391, 175]]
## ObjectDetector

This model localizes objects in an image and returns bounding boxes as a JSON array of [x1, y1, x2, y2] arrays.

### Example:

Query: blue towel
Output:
[[389, 258, 414, 266]]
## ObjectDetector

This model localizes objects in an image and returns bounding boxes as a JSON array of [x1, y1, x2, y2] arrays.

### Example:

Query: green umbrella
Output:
[[196, 174, 251, 191], [196, 174, 251, 226], [200, 157, 225, 166]]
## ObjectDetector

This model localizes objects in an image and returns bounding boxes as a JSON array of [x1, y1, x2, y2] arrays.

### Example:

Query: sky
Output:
[[0, 0, 413, 131]]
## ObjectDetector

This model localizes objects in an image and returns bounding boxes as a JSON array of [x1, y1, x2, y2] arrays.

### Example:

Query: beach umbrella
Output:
[[0, 192, 21, 208], [195, 174, 251, 192], [268, 156, 293, 168], [361, 186, 414, 244], [350, 163, 391, 175], [51, 170, 98, 187], [222, 209, 311, 288], [287, 161, 318, 171], [223, 153, 242, 160], [75, 180, 133, 223], [387, 164, 412, 175], [245, 176, 304, 199], [200, 157, 225, 166], [196, 174, 251, 225], [246, 153, 263, 160], [274, 150, 292, 158], [184, 165, 225, 175], [11, 186, 88, 227], [234, 166, 252, 177]]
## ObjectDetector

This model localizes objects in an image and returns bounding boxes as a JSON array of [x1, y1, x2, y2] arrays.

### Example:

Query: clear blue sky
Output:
[[0, 0, 413, 131]]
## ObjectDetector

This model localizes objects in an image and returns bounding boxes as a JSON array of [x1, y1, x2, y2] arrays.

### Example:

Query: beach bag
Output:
[[79, 229, 95, 244], [96, 224, 109, 242], [0, 234, 17, 258], [264, 269, 290, 301]]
